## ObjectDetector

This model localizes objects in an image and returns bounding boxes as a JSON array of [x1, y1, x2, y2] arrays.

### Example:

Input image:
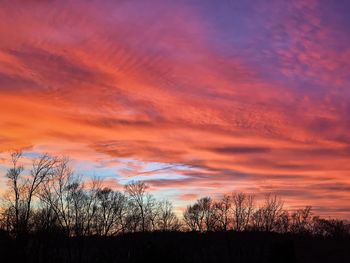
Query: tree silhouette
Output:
[[95, 187, 127, 236], [4, 151, 58, 236], [0, 151, 349, 263], [214, 194, 231, 231], [232, 192, 254, 231], [157, 200, 181, 231], [124, 181, 157, 232]]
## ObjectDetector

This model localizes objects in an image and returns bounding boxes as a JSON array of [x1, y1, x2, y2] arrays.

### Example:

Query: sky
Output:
[[0, 0, 350, 217]]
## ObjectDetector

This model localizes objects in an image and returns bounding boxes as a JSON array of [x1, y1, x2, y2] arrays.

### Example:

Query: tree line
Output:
[[183, 194, 348, 237], [0, 151, 349, 238]]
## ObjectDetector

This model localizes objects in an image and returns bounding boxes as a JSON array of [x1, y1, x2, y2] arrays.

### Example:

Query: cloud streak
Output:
[[0, 0, 350, 217]]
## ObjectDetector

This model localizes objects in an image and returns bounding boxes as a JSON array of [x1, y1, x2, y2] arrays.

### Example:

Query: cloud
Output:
[[0, 0, 349, 217], [209, 146, 271, 155]]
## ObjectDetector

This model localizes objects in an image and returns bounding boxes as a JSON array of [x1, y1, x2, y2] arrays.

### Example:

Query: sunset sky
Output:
[[1, 0, 350, 217]]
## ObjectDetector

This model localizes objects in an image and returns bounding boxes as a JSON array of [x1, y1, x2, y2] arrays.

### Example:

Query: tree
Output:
[[290, 206, 312, 234], [275, 210, 290, 233], [124, 181, 157, 232], [183, 197, 218, 232], [94, 188, 127, 236], [312, 217, 349, 238], [80, 179, 100, 236], [157, 200, 181, 231], [232, 192, 254, 231], [1, 150, 349, 240], [183, 202, 204, 231], [200, 197, 218, 231], [40, 160, 106, 236], [5, 150, 23, 235], [4, 151, 58, 236], [251, 207, 264, 231], [214, 195, 232, 231], [31, 202, 60, 234], [261, 194, 283, 232], [40, 157, 76, 236]]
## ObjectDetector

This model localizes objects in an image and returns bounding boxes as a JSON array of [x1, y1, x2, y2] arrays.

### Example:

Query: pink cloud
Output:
[[0, 0, 349, 218]]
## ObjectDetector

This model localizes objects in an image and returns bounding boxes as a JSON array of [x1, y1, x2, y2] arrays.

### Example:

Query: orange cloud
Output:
[[0, 0, 350, 218]]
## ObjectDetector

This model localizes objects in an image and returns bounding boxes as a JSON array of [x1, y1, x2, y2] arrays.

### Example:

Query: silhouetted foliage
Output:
[[0, 151, 349, 262]]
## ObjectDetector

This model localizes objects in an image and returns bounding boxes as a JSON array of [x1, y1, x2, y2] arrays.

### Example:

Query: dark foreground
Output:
[[1, 231, 349, 263]]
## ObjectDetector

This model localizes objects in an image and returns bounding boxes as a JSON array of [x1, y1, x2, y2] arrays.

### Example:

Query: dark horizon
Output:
[[1, 151, 349, 263]]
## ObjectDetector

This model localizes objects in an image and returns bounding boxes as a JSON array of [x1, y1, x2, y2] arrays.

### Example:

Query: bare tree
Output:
[[81, 179, 100, 235], [251, 207, 264, 231], [200, 197, 218, 231], [123, 199, 142, 232], [124, 181, 157, 232], [145, 194, 158, 231], [183, 197, 218, 232], [3, 151, 348, 240], [125, 181, 147, 232], [40, 158, 76, 236], [24, 154, 58, 231], [232, 192, 254, 231], [276, 210, 290, 233], [94, 188, 127, 236], [183, 203, 204, 231], [290, 206, 312, 234], [214, 195, 232, 231], [260, 194, 283, 232], [312, 217, 349, 237], [157, 200, 181, 231], [4, 151, 58, 236], [5, 150, 24, 235], [31, 202, 59, 234]]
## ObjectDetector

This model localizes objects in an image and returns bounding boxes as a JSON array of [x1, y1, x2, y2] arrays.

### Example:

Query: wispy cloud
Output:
[[0, 0, 350, 217]]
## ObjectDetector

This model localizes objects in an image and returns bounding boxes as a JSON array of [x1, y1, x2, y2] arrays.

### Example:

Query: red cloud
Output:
[[0, 0, 350, 218]]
